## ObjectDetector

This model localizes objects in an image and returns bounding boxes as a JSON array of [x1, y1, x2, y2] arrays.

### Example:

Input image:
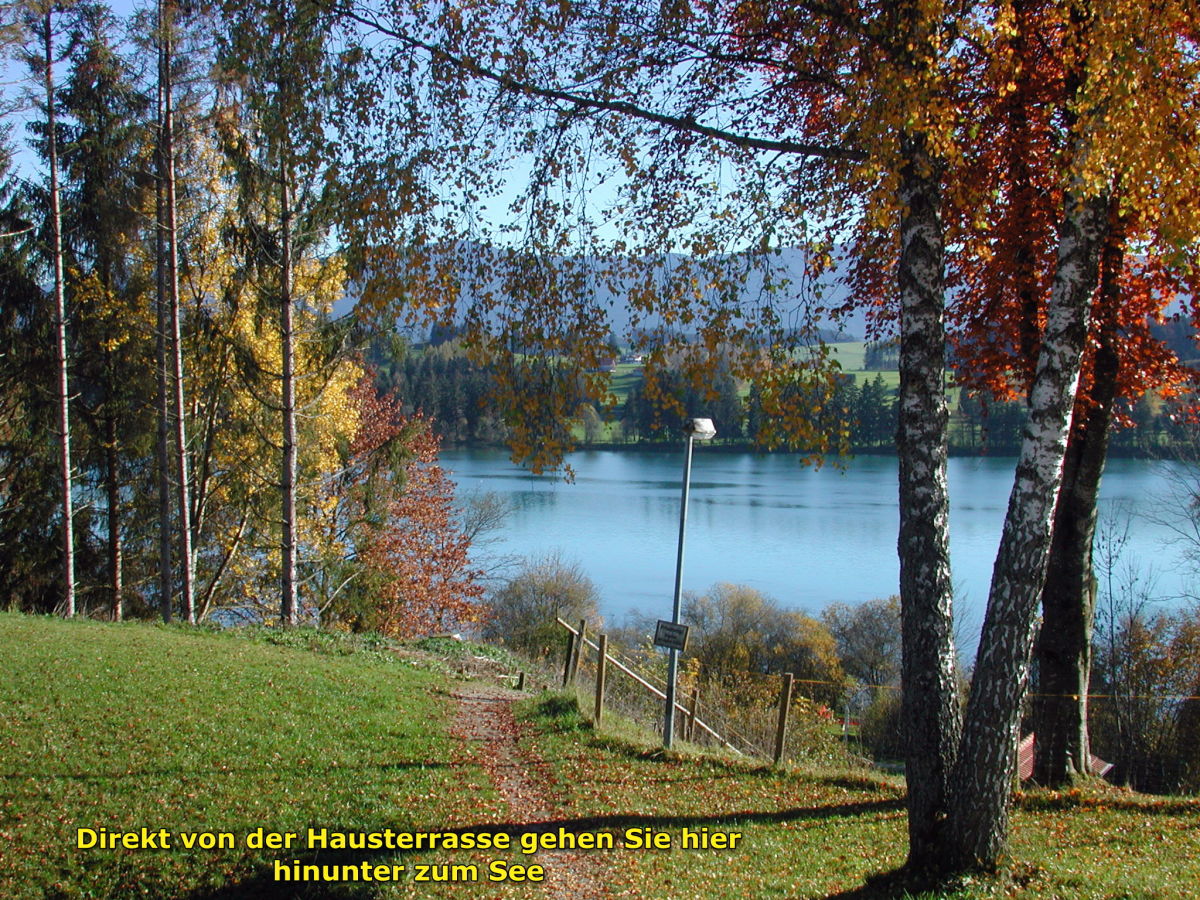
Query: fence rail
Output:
[[557, 617, 748, 755], [539, 618, 1200, 794]]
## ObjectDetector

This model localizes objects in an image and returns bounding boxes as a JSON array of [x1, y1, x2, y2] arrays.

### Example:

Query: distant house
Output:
[[1017, 733, 1114, 781]]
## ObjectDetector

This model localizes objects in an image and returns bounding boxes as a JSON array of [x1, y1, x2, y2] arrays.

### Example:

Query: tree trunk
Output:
[[44, 11, 76, 618], [280, 165, 298, 627], [162, 0, 195, 624], [944, 189, 1109, 871], [895, 133, 961, 873], [105, 415, 123, 621], [1032, 206, 1124, 786], [1008, 0, 1043, 385], [155, 119, 173, 624]]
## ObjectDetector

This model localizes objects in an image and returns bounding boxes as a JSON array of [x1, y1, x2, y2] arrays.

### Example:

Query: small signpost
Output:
[[654, 620, 689, 653]]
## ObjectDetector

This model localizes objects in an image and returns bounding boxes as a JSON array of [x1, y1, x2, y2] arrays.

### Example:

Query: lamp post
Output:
[[663, 417, 716, 748]]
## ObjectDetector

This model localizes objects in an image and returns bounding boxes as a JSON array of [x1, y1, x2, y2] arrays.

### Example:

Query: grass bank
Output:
[[4, 614, 1198, 898], [514, 693, 1200, 899], [0, 614, 505, 899]]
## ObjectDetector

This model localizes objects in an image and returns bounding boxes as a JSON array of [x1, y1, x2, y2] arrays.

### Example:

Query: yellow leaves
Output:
[[70, 271, 152, 355], [293, 254, 346, 316], [1061, 0, 1200, 217], [218, 298, 363, 509]]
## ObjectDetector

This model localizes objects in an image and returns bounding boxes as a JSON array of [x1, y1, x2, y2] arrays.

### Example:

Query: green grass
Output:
[[7, 615, 1197, 899], [0, 614, 507, 899], [607, 363, 645, 406], [514, 692, 1200, 899]]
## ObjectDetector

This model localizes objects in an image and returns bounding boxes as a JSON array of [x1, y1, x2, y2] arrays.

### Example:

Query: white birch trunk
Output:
[[44, 11, 75, 618], [895, 134, 961, 871], [945, 189, 1109, 869]]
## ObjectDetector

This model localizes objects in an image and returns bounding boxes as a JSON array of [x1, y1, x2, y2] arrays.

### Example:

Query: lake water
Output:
[[441, 448, 1196, 655]]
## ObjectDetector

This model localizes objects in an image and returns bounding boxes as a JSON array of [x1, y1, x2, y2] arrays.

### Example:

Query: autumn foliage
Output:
[[945, 0, 1200, 417], [333, 379, 485, 638]]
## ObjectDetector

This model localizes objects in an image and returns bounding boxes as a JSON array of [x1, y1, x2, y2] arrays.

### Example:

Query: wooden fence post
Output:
[[567, 618, 587, 686], [554, 616, 741, 755], [594, 634, 608, 725], [686, 683, 700, 742], [562, 628, 575, 688], [517, 671, 526, 692], [773, 673, 795, 765]]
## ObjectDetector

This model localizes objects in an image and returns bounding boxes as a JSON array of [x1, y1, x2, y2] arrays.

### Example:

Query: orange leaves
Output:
[[335, 379, 485, 638], [944, 0, 1200, 415]]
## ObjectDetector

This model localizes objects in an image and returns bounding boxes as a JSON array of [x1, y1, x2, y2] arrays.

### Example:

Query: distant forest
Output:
[[371, 335, 1194, 457]]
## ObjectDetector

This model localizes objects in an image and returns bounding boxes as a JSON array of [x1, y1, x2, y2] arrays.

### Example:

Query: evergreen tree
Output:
[[0, 142, 65, 612], [58, 4, 155, 619], [218, 0, 340, 625]]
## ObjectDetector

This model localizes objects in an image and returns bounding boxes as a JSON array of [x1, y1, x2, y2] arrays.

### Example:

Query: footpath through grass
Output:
[[514, 693, 1200, 899]]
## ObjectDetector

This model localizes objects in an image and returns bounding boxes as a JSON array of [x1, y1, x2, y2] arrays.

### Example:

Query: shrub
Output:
[[481, 552, 601, 657], [859, 690, 905, 762]]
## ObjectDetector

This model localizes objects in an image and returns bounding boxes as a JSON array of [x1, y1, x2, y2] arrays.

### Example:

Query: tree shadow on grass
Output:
[[822, 861, 1048, 900], [821, 868, 943, 900], [0, 760, 452, 783], [182, 798, 906, 899]]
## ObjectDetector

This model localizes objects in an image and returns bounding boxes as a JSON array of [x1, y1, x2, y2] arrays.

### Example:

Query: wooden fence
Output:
[[556, 618, 803, 763]]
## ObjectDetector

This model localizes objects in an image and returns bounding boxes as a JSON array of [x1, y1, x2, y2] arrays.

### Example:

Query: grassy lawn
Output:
[[600, 346, 906, 408], [515, 694, 1200, 899], [0, 614, 511, 899], [7, 615, 1195, 899], [607, 363, 645, 406]]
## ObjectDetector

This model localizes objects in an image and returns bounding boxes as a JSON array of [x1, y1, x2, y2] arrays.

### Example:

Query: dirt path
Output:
[[451, 683, 609, 900]]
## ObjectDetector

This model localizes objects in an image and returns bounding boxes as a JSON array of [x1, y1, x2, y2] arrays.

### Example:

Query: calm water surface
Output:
[[442, 448, 1194, 654]]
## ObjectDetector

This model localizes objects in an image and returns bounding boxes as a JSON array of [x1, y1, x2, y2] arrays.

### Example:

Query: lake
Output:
[[441, 448, 1196, 655]]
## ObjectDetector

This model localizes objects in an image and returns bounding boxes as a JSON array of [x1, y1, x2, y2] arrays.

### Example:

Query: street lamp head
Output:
[[685, 417, 716, 440]]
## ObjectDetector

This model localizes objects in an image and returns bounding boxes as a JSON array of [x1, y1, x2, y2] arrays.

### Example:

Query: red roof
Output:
[[1018, 733, 1113, 781]]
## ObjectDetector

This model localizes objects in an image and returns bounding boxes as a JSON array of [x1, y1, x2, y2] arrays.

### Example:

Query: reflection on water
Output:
[[443, 448, 1194, 656]]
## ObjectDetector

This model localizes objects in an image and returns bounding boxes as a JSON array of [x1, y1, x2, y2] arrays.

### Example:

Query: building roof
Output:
[[1018, 733, 1114, 781]]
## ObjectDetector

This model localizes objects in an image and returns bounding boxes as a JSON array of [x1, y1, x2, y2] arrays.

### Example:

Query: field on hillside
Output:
[[603, 344, 898, 409], [0, 615, 513, 899], [4, 614, 1198, 899]]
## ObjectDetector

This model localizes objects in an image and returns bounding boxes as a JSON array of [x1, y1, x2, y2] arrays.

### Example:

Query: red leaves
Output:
[[340, 378, 485, 638], [942, 1, 1199, 418]]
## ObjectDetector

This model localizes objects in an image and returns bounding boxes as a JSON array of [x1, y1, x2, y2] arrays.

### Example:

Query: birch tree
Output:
[[944, 0, 1200, 788], [332, 0, 1199, 877]]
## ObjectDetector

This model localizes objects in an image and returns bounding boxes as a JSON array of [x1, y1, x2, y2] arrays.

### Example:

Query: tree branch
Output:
[[331, 2, 866, 163]]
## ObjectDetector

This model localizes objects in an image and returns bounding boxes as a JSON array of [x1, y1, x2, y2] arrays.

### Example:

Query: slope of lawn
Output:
[[0, 614, 508, 899], [515, 694, 1200, 900], [7, 613, 1198, 899]]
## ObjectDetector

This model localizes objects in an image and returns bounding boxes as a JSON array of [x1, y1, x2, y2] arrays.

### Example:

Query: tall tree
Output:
[[332, 0, 1198, 876], [333, 0, 972, 869], [58, 2, 154, 621], [157, 0, 195, 622], [32, 2, 77, 617], [218, 0, 338, 625], [944, 0, 1200, 789], [0, 141, 64, 612]]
